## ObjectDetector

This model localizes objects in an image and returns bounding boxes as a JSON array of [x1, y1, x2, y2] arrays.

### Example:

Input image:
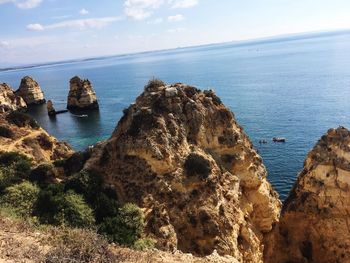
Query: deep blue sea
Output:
[[1, 31, 350, 200]]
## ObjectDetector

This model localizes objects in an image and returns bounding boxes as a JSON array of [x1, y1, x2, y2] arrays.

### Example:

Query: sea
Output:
[[1, 31, 350, 200]]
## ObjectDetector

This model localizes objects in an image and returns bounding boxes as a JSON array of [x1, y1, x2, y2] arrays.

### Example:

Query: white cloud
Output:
[[16, 0, 42, 9], [124, 0, 164, 20], [170, 0, 198, 9], [0, 0, 43, 9], [167, 14, 184, 22], [0, 41, 10, 48], [167, 27, 186, 33], [79, 8, 89, 15], [27, 17, 122, 31], [147, 17, 163, 24]]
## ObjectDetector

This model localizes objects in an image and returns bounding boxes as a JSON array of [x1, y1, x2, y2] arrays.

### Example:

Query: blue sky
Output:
[[0, 0, 350, 65]]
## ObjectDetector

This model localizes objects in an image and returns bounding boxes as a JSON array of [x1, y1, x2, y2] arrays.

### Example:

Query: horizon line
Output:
[[1, 28, 350, 72]]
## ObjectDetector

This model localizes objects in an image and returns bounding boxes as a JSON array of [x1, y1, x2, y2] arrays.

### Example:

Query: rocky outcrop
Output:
[[0, 83, 27, 112], [47, 100, 56, 116], [264, 126, 350, 263], [67, 76, 99, 110], [85, 81, 281, 262], [0, 111, 73, 164], [15, 76, 45, 105]]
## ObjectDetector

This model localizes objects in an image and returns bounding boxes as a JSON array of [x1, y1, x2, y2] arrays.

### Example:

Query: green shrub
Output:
[[133, 238, 155, 251], [92, 192, 119, 224], [35, 186, 95, 228], [0, 181, 40, 217], [0, 152, 32, 179], [98, 203, 144, 246], [144, 78, 165, 92], [29, 163, 54, 185], [65, 170, 102, 203], [6, 111, 39, 129], [184, 153, 211, 180]]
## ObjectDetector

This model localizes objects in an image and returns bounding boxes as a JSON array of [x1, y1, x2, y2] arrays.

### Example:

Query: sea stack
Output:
[[47, 100, 56, 116], [15, 76, 45, 105], [67, 76, 99, 110], [264, 127, 350, 263], [0, 83, 27, 112], [84, 80, 281, 262]]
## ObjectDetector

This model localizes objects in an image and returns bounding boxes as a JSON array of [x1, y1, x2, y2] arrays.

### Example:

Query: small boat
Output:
[[272, 137, 286, 142], [259, 140, 267, 144], [71, 114, 88, 118]]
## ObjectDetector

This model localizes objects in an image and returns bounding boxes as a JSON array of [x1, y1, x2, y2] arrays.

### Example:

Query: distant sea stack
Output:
[[15, 76, 45, 105], [264, 126, 350, 263], [67, 76, 99, 110], [0, 83, 27, 112], [84, 80, 281, 262]]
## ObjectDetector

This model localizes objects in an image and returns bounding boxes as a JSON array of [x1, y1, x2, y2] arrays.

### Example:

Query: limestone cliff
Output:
[[67, 76, 99, 110], [264, 126, 350, 263], [15, 76, 45, 105], [0, 111, 73, 164], [85, 81, 281, 262], [0, 83, 27, 112]]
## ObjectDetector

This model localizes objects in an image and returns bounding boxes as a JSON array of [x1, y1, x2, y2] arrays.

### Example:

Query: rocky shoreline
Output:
[[0, 78, 349, 262]]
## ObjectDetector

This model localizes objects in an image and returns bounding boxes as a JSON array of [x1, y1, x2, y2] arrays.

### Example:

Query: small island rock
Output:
[[0, 83, 27, 112], [47, 100, 56, 116], [67, 76, 99, 110], [15, 76, 45, 105]]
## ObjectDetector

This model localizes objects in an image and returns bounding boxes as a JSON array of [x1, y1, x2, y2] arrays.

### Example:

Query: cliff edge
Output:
[[85, 81, 281, 262], [265, 126, 350, 263]]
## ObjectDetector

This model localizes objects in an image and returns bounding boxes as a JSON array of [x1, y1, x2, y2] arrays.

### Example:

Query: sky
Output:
[[0, 0, 350, 65]]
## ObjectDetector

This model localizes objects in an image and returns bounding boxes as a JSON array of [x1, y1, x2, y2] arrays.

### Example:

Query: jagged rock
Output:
[[264, 126, 350, 263], [0, 111, 73, 164], [0, 83, 27, 112], [67, 76, 99, 110], [15, 76, 45, 105], [47, 100, 56, 116], [85, 82, 281, 262]]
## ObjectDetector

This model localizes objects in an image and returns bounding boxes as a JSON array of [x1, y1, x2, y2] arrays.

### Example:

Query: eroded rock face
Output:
[[47, 100, 56, 116], [264, 126, 350, 263], [67, 76, 99, 110], [85, 82, 281, 262], [0, 111, 73, 164], [0, 83, 27, 112], [15, 76, 45, 105]]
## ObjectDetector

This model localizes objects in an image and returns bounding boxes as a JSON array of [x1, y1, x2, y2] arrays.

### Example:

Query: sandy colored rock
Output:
[[264, 126, 350, 263], [67, 76, 99, 110], [15, 76, 45, 105], [0, 111, 73, 164], [0, 83, 27, 113], [85, 82, 281, 262]]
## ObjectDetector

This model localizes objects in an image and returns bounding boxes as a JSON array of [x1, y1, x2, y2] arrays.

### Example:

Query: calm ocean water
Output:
[[1, 32, 350, 200]]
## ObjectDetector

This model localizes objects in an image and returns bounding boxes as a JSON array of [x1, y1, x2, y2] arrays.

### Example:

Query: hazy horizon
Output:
[[1, 0, 350, 65]]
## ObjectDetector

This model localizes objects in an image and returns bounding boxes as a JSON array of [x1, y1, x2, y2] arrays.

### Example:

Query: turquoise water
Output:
[[1, 31, 350, 200]]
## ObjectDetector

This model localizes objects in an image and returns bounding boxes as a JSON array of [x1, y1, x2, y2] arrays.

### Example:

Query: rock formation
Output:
[[67, 76, 99, 110], [47, 100, 56, 116], [0, 111, 73, 164], [15, 76, 45, 105], [0, 83, 27, 112], [264, 126, 350, 263], [85, 81, 281, 262]]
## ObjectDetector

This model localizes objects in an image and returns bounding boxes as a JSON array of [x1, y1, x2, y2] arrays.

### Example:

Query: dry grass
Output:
[[0, 213, 238, 263]]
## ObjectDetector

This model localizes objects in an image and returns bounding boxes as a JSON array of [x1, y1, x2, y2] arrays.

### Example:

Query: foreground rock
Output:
[[0, 83, 27, 112], [0, 111, 73, 163], [67, 76, 99, 110], [265, 126, 350, 263], [85, 81, 281, 262], [15, 76, 45, 105]]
